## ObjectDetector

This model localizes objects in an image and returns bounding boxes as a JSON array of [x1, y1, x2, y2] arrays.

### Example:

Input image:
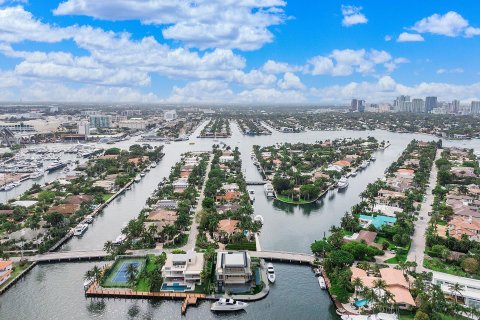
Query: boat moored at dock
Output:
[[211, 298, 248, 312]]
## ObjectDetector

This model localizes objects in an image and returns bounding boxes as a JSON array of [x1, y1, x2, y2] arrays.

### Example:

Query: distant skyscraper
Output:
[[412, 98, 425, 113], [350, 99, 365, 112], [471, 101, 480, 115], [394, 95, 410, 112], [89, 114, 112, 128], [425, 96, 437, 113], [449, 100, 460, 114]]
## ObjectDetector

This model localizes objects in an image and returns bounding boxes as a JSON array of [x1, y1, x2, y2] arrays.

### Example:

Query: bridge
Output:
[[29, 249, 315, 265]]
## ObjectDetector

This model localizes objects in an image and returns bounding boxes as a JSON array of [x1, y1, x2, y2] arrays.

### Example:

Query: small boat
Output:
[[0, 183, 15, 191], [267, 263, 276, 283], [248, 189, 255, 202], [189, 142, 195, 145], [30, 170, 44, 179], [73, 224, 88, 236], [84, 215, 94, 224], [345, 172, 352, 178], [370, 156, 376, 161], [211, 298, 248, 312], [140, 172, 146, 177], [359, 160, 369, 169], [134, 175, 141, 182], [150, 162, 157, 168], [254, 215, 264, 224], [318, 276, 327, 289], [113, 234, 127, 245], [337, 177, 349, 189], [350, 170, 357, 177], [313, 268, 322, 276]]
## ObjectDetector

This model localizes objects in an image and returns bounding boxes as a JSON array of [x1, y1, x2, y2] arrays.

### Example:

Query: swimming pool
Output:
[[359, 214, 397, 229], [354, 299, 369, 307], [161, 283, 191, 292]]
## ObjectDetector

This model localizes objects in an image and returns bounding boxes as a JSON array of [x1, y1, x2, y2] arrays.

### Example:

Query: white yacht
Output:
[[370, 156, 376, 161], [318, 276, 327, 289], [113, 234, 127, 245], [134, 175, 141, 182], [341, 313, 398, 320], [140, 171, 146, 177], [211, 298, 248, 312], [0, 183, 15, 191], [267, 263, 276, 283], [84, 215, 94, 224], [150, 162, 157, 168], [359, 160, 369, 169], [30, 170, 44, 179], [337, 177, 349, 189], [83, 278, 94, 290], [248, 189, 255, 202], [73, 224, 88, 236], [264, 183, 275, 198]]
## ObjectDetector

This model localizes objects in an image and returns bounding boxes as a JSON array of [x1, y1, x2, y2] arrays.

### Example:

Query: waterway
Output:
[[1, 122, 480, 319]]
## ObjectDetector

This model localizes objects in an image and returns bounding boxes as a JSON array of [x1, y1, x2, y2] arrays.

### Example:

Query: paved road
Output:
[[407, 149, 442, 271], [182, 153, 213, 251]]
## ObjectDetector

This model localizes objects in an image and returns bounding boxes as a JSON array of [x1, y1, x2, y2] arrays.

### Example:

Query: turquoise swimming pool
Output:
[[161, 283, 191, 292], [354, 299, 369, 307], [359, 214, 397, 229]]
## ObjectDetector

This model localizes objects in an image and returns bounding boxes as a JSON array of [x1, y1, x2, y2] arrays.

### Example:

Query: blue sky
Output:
[[0, 0, 479, 104]]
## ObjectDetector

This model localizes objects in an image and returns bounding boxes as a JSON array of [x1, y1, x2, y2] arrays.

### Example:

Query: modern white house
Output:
[[172, 178, 189, 189], [161, 251, 204, 292], [432, 271, 480, 309], [219, 155, 235, 163], [215, 251, 253, 291]]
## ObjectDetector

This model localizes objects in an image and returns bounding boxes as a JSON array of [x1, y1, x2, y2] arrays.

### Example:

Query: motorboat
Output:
[[248, 189, 255, 202], [30, 170, 44, 179], [350, 170, 357, 177], [359, 160, 369, 169], [150, 162, 157, 168], [318, 276, 327, 289], [83, 277, 94, 290], [140, 172, 146, 177], [341, 313, 398, 320], [84, 215, 94, 224], [73, 224, 88, 236], [264, 183, 275, 198], [267, 263, 276, 283], [46, 161, 67, 173], [313, 268, 322, 276], [254, 215, 264, 224], [0, 183, 15, 191], [337, 177, 349, 189], [211, 298, 248, 312], [113, 234, 127, 245], [134, 175, 141, 182], [370, 156, 376, 161]]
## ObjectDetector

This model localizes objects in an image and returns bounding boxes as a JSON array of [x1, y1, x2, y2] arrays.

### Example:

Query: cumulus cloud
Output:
[[261, 60, 304, 74], [411, 11, 480, 38], [306, 49, 402, 76], [277, 72, 305, 90], [436, 68, 464, 75], [341, 5, 367, 27], [397, 32, 424, 42], [310, 76, 480, 103], [53, 0, 286, 50]]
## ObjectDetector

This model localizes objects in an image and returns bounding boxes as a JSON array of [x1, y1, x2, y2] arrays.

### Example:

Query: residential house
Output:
[[48, 203, 80, 215], [92, 180, 115, 192], [350, 267, 415, 309], [144, 208, 178, 235], [215, 191, 241, 202], [161, 251, 204, 291], [376, 189, 406, 205], [215, 251, 253, 291], [0, 260, 13, 286], [448, 216, 480, 241], [215, 219, 240, 242], [173, 178, 189, 193], [155, 199, 178, 210], [451, 167, 476, 178], [219, 155, 235, 163]]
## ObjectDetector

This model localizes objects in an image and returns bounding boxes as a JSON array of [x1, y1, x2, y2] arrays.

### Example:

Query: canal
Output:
[[1, 123, 479, 319]]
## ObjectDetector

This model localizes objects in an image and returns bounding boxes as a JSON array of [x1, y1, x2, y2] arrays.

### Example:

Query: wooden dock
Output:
[[86, 283, 205, 314]]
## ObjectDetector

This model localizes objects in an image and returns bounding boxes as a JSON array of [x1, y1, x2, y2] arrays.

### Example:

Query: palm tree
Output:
[[352, 277, 363, 298], [92, 265, 102, 284], [126, 264, 138, 291], [448, 283, 463, 303], [103, 241, 114, 255]]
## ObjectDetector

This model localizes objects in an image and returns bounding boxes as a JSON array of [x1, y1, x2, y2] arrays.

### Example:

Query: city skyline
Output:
[[0, 1, 480, 103]]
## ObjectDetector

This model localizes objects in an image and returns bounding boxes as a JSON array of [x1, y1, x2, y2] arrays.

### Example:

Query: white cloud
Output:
[[411, 11, 479, 38], [261, 60, 303, 74], [168, 80, 234, 103], [310, 76, 480, 103], [384, 35, 392, 42], [277, 72, 305, 90], [341, 5, 367, 27], [237, 88, 306, 103], [436, 68, 464, 75], [397, 32, 424, 42], [53, 0, 286, 50], [306, 49, 401, 76]]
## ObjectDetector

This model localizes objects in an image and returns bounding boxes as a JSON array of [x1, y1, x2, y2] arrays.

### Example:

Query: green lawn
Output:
[[225, 241, 256, 251], [276, 195, 311, 204], [135, 255, 159, 292], [164, 234, 188, 249], [424, 257, 480, 280], [102, 193, 114, 202], [385, 253, 407, 264]]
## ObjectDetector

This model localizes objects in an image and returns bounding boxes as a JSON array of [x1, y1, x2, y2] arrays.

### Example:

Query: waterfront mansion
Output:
[[161, 251, 204, 291], [215, 251, 253, 292]]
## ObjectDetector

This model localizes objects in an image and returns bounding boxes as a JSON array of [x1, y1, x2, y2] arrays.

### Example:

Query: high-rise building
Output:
[[77, 120, 90, 138], [164, 110, 178, 121], [394, 95, 410, 112], [425, 96, 437, 113], [449, 100, 460, 114], [350, 99, 365, 112], [89, 114, 112, 128], [412, 98, 425, 113], [471, 101, 480, 115]]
